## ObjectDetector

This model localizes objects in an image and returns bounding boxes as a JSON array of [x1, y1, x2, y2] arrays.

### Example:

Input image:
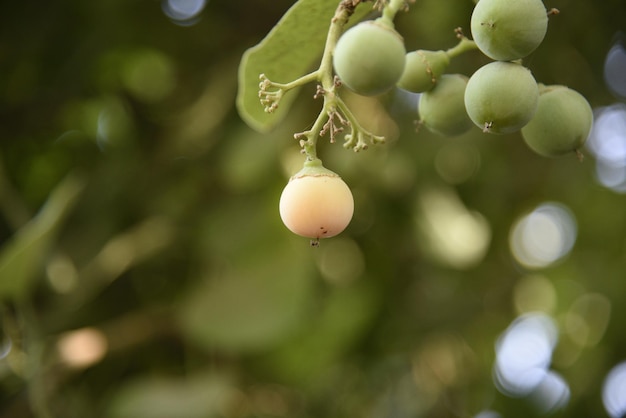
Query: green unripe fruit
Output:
[[333, 19, 406, 96], [279, 159, 354, 240], [471, 0, 548, 61], [521, 85, 593, 157], [418, 74, 473, 137], [464, 61, 539, 134], [397, 50, 450, 93]]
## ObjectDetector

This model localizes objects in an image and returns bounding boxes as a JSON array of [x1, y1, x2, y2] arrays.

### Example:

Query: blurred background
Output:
[[1, 0, 626, 417]]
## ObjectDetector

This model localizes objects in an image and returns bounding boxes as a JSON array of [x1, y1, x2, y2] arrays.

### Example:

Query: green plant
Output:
[[236, 0, 592, 242], [397, 49, 450, 93], [333, 19, 406, 96], [397, 28, 476, 93], [1, 2, 623, 417], [464, 61, 539, 134], [418, 74, 473, 137], [521, 85, 593, 158], [470, 0, 550, 61], [239, 0, 415, 243]]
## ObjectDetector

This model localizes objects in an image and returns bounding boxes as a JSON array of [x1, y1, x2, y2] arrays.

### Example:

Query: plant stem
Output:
[[334, 98, 363, 138], [382, 0, 405, 24], [296, 0, 390, 159], [299, 1, 358, 159], [318, 8, 349, 89], [299, 109, 330, 160], [274, 70, 320, 90], [446, 36, 477, 58]]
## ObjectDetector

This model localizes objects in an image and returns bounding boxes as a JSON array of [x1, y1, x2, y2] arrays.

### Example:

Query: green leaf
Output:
[[236, 0, 372, 133], [0, 174, 85, 298]]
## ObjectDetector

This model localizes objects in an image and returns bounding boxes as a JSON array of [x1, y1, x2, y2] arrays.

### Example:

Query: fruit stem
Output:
[[295, 0, 387, 159], [295, 108, 329, 160], [381, 0, 408, 25], [335, 98, 386, 151], [318, 4, 352, 89], [575, 149, 585, 162], [293, 1, 360, 160], [259, 71, 320, 113], [446, 33, 478, 58], [547, 8, 560, 17], [259, 1, 359, 140], [298, 157, 339, 177]]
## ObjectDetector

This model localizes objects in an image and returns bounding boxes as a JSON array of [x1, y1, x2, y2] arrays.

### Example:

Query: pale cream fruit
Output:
[[279, 161, 354, 239]]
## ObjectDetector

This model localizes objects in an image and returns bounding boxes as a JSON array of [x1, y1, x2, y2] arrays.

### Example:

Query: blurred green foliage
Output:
[[1, 0, 626, 417]]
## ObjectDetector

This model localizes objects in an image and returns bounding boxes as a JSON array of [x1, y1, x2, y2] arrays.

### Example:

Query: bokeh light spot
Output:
[[509, 202, 577, 269], [121, 49, 176, 103], [435, 143, 481, 185], [57, 327, 108, 369], [530, 370, 570, 414], [494, 313, 558, 397], [412, 333, 474, 394], [0, 334, 12, 361], [162, 0, 207, 25], [603, 361, 626, 418], [46, 253, 79, 294], [315, 237, 365, 285], [587, 104, 626, 193], [416, 187, 491, 269], [474, 411, 501, 418], [604, 35, 626, 100], [565, 293, 611, 347], [97, 100, 129, 148]]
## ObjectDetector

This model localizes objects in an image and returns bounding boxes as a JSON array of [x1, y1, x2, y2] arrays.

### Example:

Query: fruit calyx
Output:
[[291, 158, 340, 180]]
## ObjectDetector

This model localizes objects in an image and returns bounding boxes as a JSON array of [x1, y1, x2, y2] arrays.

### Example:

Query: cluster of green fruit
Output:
[[333, 0, 593, 157], [278, 0, 594, 244]]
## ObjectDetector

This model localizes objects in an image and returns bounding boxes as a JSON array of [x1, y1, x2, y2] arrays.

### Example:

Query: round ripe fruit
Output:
[[521, 85, 593, 157], [418, 74, 473, 137], [279, 159, 354, 240], [470, 0, 548, 61], [333, 19, 406, 96], [464, 61, 539, 134], [397, 50, 450, 93]]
